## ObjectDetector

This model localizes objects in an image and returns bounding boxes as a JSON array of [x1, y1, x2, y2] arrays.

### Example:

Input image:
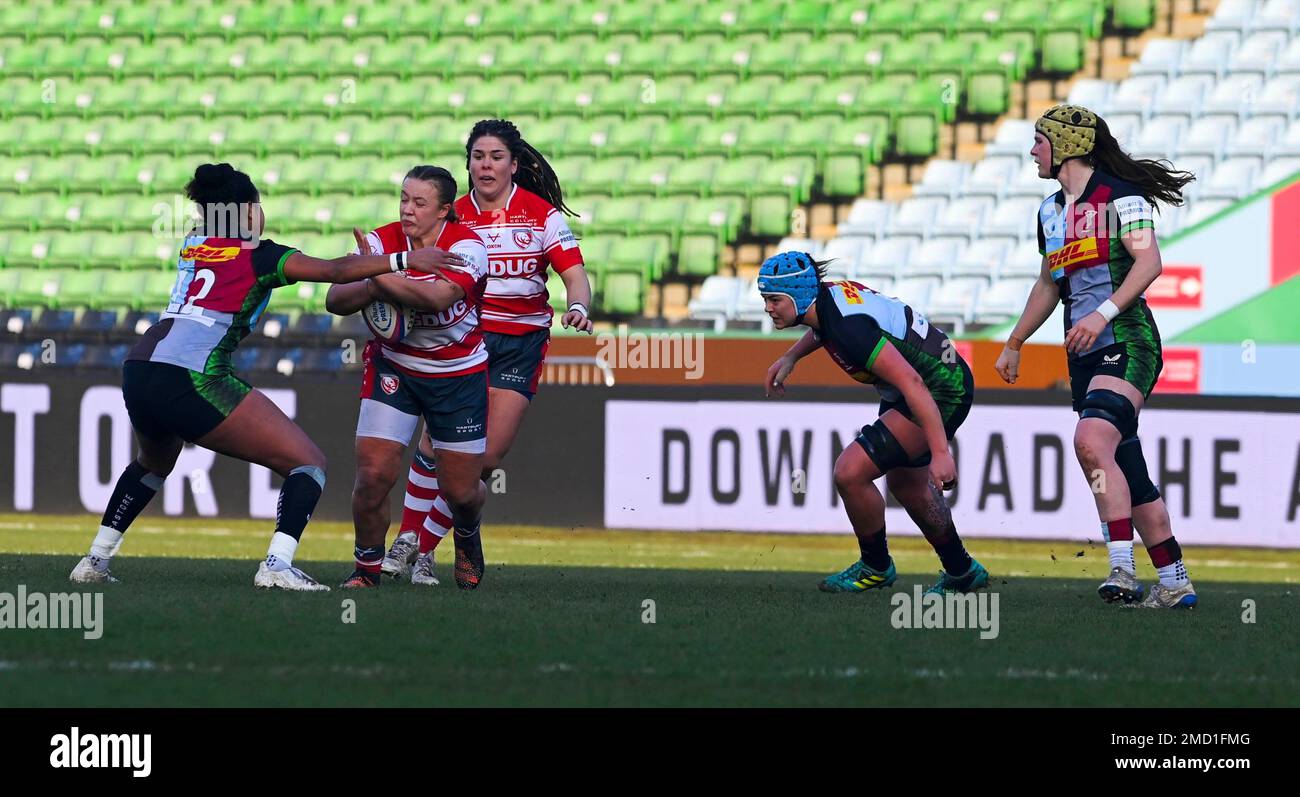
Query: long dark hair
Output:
[[466, 119, 575, 216], [404, 165, 459, 223], [1088, 117, 1195, 207]]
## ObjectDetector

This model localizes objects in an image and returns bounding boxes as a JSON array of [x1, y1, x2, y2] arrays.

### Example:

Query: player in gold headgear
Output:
[[995, 105, 1200, 608]]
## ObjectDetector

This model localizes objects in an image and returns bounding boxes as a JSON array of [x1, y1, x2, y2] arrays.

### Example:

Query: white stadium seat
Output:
[[1131, 39, 1185, 78], [1177, 116, 1236, 160], [1068, 79, 1113, 112], [859, 237, 915, 282], [688, 276, 742, 330], [1153, 75, 1214, 119], [926, 278, 986, 334], [963, 157, 1022, 199], [976, 279, 1036, 325], [1226, 115, 1286, 159], [891, 277, 940, 315], [888, 197, 947, 239], [1251, 75, 1300, 119], [777, 236, 823, 258], [836, 198, 891, 238], [1201, 73, 1264, 117], [1257, 155, 1300, 186], [820, 237, 867, 278], [1132, 115, 1188, 161], [984, 197, 1043, 240], [1225, 32, 1288, 76], [953, 238, 1010, 281], [932, 197, 993, 240], [1276, 36, 1300, 75], [1206, 0, 1259, 34], [1198, 157, 1261, 199], [911, 159, 971, 199], [1250, 0, 1300, 33], [1109, 75, 1168, 117], [904, 238, 966, 280], [984, 119, 1036, 157], [1178, 32, 1241, 78], [1001, 240, 1045, 280]]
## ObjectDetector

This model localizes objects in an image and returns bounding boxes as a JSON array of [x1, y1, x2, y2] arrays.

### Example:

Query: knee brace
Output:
[[1115, 436, 1161, 506], [855, 420, 912, 474], [1078, 389, 1138, 439]]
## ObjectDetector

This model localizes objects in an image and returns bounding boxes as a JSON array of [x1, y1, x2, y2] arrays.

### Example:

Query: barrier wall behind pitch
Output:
[[2, 374, 1298, 548]]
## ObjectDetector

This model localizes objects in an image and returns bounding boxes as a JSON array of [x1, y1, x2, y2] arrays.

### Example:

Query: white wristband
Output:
[[389, 251, 405, 272], [1097, 299, 1120, 322], [568, 302, 588, 317]]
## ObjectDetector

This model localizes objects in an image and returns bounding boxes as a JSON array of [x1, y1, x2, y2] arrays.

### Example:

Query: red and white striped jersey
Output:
[[357, 220, 489, 378], [454, 184, 584, 335]]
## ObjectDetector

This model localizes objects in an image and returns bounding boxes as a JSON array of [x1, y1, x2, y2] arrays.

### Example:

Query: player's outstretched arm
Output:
[[871, 342, 956, 490], [995, 256, 1060, 384], [765, 328, 821, 397]]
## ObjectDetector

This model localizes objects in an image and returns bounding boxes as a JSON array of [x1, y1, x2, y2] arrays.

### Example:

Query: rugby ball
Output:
[[362, 300, 412, 343]]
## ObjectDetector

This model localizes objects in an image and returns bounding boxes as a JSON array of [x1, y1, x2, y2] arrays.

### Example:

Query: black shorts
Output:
[[122, 359, 251, 443], [485, 328, 550, 400], [1068, 341, 1163, 412], [358, 351, 488, 452], [872, 359, 975, 468]]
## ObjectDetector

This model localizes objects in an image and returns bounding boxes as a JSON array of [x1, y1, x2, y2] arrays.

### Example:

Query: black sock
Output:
[[932, 534, 973, 576], [99, 461, 164, 533], [276, 466, 323, 542], [858, 528, 890, 571]]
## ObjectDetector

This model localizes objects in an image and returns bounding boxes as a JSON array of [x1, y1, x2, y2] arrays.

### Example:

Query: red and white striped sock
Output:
[[418, 495, 453, 554], [399, 452, 439, 542]]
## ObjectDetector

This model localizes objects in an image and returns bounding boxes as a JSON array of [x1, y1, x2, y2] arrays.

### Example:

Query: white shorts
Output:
[[355, 399, 487, 454]]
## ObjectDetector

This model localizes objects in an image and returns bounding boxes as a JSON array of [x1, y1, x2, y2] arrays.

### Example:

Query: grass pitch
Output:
[[0, 514, 1296, 707]]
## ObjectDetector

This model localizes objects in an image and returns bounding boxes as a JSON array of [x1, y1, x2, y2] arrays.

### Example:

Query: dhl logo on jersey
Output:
[[1047, 236, 1101, 280], [180, 244, 241, 263], [836, 281, 863, 304]]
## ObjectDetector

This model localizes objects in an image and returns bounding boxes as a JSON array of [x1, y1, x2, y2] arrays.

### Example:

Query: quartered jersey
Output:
[[1037, 168, 1162, 358]]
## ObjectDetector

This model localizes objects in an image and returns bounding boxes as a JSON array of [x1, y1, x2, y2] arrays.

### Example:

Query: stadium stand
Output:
[[1, 0, 1240, 370]]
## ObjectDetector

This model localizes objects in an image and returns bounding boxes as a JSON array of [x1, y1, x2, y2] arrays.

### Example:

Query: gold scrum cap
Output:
[[1035, 104, 1098, 168]]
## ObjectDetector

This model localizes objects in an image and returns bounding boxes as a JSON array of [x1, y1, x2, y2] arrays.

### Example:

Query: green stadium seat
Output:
[[867, 1, 917, 35], [672, 156, 724, 197], [0, 194, 45, 231], [144, 269, 179, 306], [605, 117, 658, 158], [111, 5, 157, 39], [1049, 0, 1103, 39], [793, 38, 844, 77], [768, 77, 824, 117], [740, 116, 794, 158], [59, 270, 105, 307], [677, 234, 720, 277], [0, 268, 22, 307], [615, 233, 671, 282], [625, 157, 681, 197], [1041, 29, 1086, 76], [587, 197, 644, 236], [895, 112, 939, 159], [966, 71, 1011, 117], [782, 2, 831, 35], [580, 157, 633, 196], [600, 268, 645, 316], [1113, 0, 1157, 35], [93, 270, 145, 310], [14, 268, 70, 308], [33, 5, 80, 40]]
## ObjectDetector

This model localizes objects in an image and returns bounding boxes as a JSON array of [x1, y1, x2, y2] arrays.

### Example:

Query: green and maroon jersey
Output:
[[127, 235, 298, 376], [1036, 168, 1162, 358]]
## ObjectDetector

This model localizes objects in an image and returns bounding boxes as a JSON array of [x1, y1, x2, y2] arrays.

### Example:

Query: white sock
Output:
[[1157, 560, 1189, 589], [1106, 540, 1135, 574], [90, 526, 124, 562], [265, 532, 298, 571]]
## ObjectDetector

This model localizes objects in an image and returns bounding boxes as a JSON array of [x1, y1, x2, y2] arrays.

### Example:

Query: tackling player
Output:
[[760, 252, 990, 595], [325, 166, 490, 590], [68, 163, 456, 591], [380, 119, 593, 582], [994, 105, 1198, 609]]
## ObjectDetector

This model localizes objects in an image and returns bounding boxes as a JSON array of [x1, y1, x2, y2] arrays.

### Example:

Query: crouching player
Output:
[[759, 252, 989, 595], [325, 166, 491, 590]]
